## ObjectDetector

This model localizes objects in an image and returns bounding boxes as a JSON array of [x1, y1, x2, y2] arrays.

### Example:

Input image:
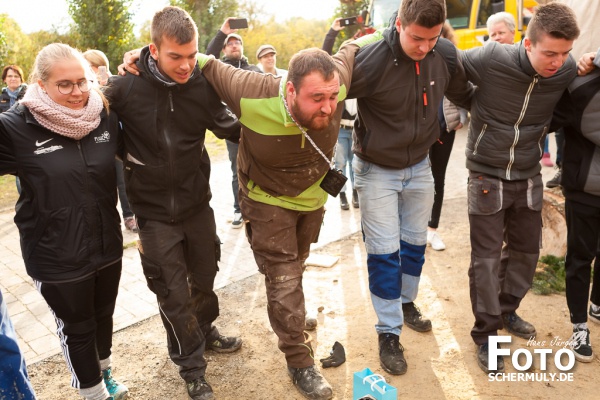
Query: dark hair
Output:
[[2, 65, 24, 82], [526, 3, 579, 45], [400, 0, 446, 28], [287, 48, 337, 93], [151, 6, 198, 49]]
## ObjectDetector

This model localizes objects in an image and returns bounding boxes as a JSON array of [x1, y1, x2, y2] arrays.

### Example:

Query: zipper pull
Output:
[[422, 87, 428, 119], [168, 91, 174, 112]]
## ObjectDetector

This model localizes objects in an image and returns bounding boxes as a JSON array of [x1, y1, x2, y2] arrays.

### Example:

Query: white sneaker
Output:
[[427, 230, 446, 251], [232, 212, 243, 229]]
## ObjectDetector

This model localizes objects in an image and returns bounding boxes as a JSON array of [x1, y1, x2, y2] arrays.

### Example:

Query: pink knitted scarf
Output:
[[20, 83, 103, 140]]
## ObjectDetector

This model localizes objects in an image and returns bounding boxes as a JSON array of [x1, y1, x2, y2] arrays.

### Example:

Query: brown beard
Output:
[[291, 99, 333, 131]]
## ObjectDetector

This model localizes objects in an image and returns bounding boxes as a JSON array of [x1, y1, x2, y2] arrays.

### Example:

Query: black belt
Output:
[[340, 124, 353, 130]]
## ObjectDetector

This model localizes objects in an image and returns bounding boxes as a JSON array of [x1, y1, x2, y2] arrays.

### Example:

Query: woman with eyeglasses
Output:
[[0, 43, 128, 400], [1, 65, 27, 113]]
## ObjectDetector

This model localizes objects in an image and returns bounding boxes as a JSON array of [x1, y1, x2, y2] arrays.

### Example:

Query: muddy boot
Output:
[[402, 302, 432, 332], [186, 376, 214, 400], [287, 365, 333, 400], [502, 311, 536, 339], [477, 343, 504, 374], [378, 333, 407, 375]]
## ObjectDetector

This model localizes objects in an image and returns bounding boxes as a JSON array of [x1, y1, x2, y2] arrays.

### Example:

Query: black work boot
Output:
[[502, 311, 536, 339], [287, 365, 333, 400], [339, 192, 349, 210], [186, 376, 214, 400], [402, 302, 432, 332], [352, 189, 359, 208], [477, 343, 505, 374], [378, 333, 407, 375]]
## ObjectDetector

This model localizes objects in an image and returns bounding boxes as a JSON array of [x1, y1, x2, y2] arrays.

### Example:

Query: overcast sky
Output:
[[0, 0, 340, 34]]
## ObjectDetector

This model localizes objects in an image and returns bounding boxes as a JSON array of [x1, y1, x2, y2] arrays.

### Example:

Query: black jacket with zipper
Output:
[[0, 105, 123, 283], [105, 46, 241, 223], [461, 41, 576, 181], [347, 15, 473, 169]]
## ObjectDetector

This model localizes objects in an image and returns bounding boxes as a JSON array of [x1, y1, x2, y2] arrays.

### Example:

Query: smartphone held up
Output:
[[229, 18, 248, 29]]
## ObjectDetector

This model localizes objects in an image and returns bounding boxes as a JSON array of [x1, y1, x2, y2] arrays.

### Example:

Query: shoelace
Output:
[[571, 329, 589, 349]]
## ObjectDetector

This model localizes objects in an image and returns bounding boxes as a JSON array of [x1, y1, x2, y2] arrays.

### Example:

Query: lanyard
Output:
[[280, 80, 335, 168]]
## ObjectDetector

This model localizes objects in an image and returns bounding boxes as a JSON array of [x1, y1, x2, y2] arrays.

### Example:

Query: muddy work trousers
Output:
[[137, 206, 221, 382], [240, 193, 324, 368], [467, 172, 543, 345]]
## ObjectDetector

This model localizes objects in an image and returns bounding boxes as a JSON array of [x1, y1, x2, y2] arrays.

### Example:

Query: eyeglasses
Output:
[[55, 80, 92, 95], [226, 40, 242, 47]]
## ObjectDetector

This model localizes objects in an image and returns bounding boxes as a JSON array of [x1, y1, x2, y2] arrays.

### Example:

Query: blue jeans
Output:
[[0, 289, 36, 399], [227, 140, 241, 213], [353, 156, 434, 336], [334, 128, 354, 193]]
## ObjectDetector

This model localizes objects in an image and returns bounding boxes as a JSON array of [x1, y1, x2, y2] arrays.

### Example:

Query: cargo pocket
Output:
[[468, 173, 502, 215], [139, 252, 169, 298], [527, 175, 544, 212]]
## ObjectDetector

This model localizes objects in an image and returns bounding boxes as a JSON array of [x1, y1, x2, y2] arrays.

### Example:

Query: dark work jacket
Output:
[[104, 46, 241, 223], [348, 18, 473, 169], [0, 105, 122, 283], [553, 69, 600, 207]]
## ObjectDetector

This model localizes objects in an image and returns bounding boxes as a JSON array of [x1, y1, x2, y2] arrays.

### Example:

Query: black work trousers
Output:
[[137, 206, 220, 382], [467, 173, 543, 345], [428, 127, 456, 229], [565, 198, 600, 323]]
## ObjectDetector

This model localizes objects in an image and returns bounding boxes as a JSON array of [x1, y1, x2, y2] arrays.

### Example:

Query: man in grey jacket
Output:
[[460, 2, 579, 374]]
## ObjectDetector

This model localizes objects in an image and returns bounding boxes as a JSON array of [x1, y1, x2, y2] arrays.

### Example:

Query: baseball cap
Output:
[[256, 44, 277, 59], [223, 33, 243, 48]]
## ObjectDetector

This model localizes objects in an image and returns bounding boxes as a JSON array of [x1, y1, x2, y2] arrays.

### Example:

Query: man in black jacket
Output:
[[105, 7, 242, 400], [206, 19, 261, 230], [552, 50, 600, 364]]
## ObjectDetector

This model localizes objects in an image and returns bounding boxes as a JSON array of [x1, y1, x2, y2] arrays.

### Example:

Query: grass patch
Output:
[[0, 175, 19, 211], [532, 254, 566, 295]]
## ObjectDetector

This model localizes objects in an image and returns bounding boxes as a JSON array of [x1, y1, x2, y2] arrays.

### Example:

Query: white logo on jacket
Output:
[[34, 145, 64, 155], [94, 131, 111, 143]]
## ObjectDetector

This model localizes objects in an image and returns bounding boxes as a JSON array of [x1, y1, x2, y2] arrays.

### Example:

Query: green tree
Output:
[[171, 0, 239, 51], [68, 0, 135, 74], [331, 0, 368, 51]]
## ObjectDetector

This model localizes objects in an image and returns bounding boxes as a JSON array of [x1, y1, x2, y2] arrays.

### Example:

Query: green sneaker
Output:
[[102, 367, 129, 400]]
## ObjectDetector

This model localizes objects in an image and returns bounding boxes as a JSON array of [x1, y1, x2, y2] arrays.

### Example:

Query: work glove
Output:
[[320, 341, 346, 368]]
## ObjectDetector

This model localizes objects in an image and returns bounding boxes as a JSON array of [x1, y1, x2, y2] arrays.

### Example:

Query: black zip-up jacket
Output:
[[105, 46, 241, 223], [0, 105, 123, 283], [348, 18, 473, 169], [553, 69, 600, 207], [462, 41, 576, 181]]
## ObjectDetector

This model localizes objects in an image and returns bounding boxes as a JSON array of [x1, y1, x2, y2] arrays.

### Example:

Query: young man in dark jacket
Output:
[[552, 50, 600, 363], [347, 0, 473, 376], [460, 2, 579, 373], [105, 7, 241, 400], [206, 19, 261, 229]]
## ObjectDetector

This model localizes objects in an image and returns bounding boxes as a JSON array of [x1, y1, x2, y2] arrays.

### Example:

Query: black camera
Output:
[[320, 168, 348, 197]]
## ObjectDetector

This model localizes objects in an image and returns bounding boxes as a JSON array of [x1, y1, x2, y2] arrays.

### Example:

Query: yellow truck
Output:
[[347, 0, 538, 49]]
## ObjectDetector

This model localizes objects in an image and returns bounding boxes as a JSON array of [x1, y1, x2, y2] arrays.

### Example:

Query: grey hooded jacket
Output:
[[461, 41, 576, 181]]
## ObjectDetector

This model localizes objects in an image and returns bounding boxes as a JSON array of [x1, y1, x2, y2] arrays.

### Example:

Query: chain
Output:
[[280, 80, 334, 168]]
